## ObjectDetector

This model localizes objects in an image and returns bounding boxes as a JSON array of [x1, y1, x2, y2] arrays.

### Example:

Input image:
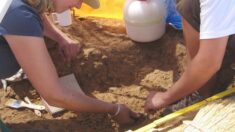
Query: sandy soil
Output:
[[0, 17, 234, 132]]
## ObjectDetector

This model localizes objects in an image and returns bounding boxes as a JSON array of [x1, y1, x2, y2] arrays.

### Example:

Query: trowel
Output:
[[5, 98, 45, 111], [24, 97, 42, 117]]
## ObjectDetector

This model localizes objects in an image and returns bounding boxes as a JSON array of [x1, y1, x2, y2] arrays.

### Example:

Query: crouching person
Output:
[[0, 0, 139, 125]]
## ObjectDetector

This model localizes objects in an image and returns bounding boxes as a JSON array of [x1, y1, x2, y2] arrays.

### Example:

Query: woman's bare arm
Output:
[[4, 35, 117, 114]]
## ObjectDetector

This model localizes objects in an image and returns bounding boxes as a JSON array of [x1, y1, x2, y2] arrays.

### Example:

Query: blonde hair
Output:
[[26, 0, 53, 13]]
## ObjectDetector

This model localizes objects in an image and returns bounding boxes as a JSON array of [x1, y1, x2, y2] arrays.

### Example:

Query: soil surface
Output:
[[1, 17, 234, 132]]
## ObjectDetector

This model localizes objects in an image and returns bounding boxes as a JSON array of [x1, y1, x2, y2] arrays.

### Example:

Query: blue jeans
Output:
[[0, 120, 10, 132]]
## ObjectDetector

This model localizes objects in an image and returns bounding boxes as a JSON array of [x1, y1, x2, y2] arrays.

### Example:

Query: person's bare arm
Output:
[[4, 35, 115, 112], [41, 14, 66, 42], [4, 35, 140, 125], [145, 37, 228, 112], [41, 14, 80, 62]]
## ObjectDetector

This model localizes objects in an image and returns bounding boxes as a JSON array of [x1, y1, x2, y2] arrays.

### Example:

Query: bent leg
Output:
[[214, 35, 235, 94], [0, 41, 20, 79]]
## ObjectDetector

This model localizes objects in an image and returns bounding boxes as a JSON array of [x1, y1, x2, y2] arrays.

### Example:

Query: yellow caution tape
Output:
[[133, 87, 235, 132]]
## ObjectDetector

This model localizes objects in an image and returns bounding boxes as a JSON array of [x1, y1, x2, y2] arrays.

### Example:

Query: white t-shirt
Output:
[[200, 0, 235, 39]]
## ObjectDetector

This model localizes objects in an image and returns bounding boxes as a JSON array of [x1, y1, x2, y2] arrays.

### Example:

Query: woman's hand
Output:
[[111, 104, 140, 125], [58, 37, 82, 63]]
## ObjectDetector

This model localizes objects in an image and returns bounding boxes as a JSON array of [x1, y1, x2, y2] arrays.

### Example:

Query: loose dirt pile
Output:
[[0, 17, 234, 132]]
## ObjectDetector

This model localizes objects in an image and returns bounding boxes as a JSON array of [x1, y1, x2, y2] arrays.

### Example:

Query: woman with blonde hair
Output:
[[0, 0, 139, 127]]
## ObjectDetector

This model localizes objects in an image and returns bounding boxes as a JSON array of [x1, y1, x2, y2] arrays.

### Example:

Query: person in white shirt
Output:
[[145, 0, 235, 112]]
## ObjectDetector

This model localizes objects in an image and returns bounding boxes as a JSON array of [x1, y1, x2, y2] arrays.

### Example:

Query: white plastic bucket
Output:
[[124, 0, 166, 42]]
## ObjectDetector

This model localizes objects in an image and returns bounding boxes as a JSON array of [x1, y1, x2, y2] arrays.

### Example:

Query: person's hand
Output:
[[111, 104, 140, 126], [144, 91, 170, 113], [58, 37, 82, 63]]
